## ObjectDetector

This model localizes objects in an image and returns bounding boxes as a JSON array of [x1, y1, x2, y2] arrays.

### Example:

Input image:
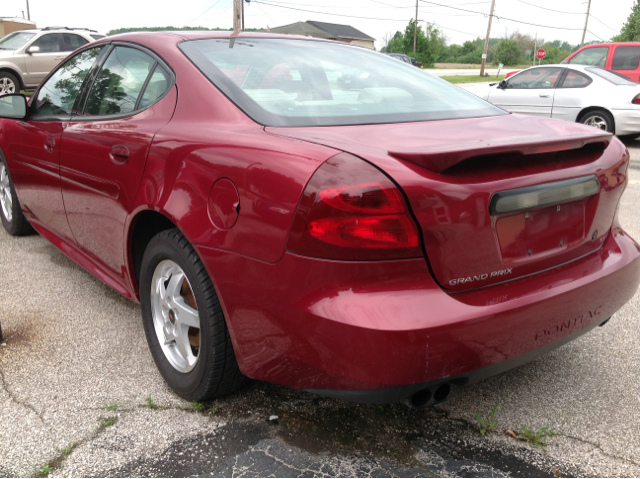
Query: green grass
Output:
[[517, 424, 558, 448], [34, 465, 51, 477], [441, 75, 505, 84], [105, 402, 118, 411], [191, 401, 205, 412], [96, 417, 116, 432], [145, 396, 157, 409], [475, 406, 498, 435], [20, 90, 33, 97]]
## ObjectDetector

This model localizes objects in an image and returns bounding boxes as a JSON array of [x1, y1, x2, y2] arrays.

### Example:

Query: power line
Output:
[[253, 0, 424, 21], [514, 0, 584, 14], [586, 29, 605, 41], [417, 0, 585, 30], [186, 0, 227, 25], [589, 15, 618, 33]]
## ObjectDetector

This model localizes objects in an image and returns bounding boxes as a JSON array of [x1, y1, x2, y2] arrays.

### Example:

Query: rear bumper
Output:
[[197, 226, 640, 400], [612, 108, 640, 136]]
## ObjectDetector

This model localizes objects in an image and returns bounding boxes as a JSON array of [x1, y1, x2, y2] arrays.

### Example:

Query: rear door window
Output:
[[612, 46, 640, 70], [560, 70, 592, 88], [61, 33, 89, 52], [84, 46, 156, 116], [568, 47, 608, 67]]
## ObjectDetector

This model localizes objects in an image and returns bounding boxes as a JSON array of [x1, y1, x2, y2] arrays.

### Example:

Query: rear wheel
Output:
[[140, 229, 246, 400], [579, 109, 614, 133], [0, 72, 19, 96], [0, 155, 34, 236]]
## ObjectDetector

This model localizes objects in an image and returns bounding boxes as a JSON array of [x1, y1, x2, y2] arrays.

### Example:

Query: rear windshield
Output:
[[0, 31, 36, 50], [585, 67, 637, 85], [179, 38, 504, 127]]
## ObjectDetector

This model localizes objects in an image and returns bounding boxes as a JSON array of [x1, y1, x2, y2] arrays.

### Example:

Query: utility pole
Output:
[[242, 0, 245, 31], [413, 0, 418, 54], [233, 0, 242, 33], [580, 0, 592, 48], [479, 0, 496, 77], [26, 0, 30, 21]]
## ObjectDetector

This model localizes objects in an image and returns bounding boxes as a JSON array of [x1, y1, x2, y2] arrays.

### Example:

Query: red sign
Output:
[[536, 49, 546, 59]]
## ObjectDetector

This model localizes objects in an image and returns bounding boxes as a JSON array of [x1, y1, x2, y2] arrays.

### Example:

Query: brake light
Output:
[[633, 94, 640, 104], [287, 153, 422, 260]]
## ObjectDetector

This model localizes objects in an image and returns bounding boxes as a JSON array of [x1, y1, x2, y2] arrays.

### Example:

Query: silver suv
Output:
[[0, 27, 105, 94]]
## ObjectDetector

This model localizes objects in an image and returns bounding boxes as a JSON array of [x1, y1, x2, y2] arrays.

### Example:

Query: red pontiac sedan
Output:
[[0, 32, 638, 408]]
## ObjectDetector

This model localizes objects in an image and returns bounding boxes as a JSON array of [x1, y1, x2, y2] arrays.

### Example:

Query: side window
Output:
[[31, 46, 104, 118], [61, 34, 89, 52], [138, 65, 171, 108], [30, 33, 61, 53], [612, 47, 640, 70], [560, 70, 592, 88], [84, 46, 156, 116], [506, 67, 562, 89], [568, 47, 608, 67]]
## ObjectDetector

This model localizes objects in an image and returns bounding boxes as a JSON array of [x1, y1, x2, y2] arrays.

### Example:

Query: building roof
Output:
[[268, 21, 374, 42], [0, 17, 37, 25], [306, 21, 374, 41]]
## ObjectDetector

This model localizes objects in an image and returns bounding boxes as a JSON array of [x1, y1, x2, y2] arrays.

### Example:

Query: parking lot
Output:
[[1, 139, 640, 478]]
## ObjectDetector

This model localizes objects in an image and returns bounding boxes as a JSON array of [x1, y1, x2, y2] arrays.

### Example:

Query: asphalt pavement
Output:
[[1, 138, 640, 477]]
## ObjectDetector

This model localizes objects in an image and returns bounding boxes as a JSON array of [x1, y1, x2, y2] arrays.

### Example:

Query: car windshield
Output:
[[0, 31, 36, 50], [585, 67, 637, 85], [179, 38, 504, 127]]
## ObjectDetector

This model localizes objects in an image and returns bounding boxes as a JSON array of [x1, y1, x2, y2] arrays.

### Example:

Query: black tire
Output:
[[0, 71, 20, 96], [140, 228, 246, 400], [0, 154, 34, 236], [579, 109, 615, 133]]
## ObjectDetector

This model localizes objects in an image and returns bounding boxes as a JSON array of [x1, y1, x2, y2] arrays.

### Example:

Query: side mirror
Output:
[[27, 45, 40, 54], [497, 80, 508, 89], [0, 94, 28, 120]]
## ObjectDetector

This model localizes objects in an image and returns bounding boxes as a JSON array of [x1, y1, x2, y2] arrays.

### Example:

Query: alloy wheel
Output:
[[0, 77, 16, 95], [0, 164, 13, 223], [150, 260, 201, 373], [583, 115, 608, 131]]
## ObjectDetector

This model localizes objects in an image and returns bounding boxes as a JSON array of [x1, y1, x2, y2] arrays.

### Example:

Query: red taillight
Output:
[[633, 94, 640, 104], [287, 153, 422, 260]]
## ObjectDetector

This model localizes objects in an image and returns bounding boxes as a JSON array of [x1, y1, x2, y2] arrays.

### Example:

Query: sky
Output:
[[1, 0, 635, 50]]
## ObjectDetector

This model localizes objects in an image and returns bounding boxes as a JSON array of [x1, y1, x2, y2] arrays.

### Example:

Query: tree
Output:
[[613, 0, 640, 41], [495, 39, 522, 66]]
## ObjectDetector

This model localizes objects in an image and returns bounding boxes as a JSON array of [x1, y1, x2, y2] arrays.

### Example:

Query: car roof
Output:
[[107, 30, 350, 46], [16, 28, 103, 35], [578, 42, 640, 47]]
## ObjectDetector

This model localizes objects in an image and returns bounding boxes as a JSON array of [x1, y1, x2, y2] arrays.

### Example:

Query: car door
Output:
[[610, 45, 640, 82], [3, 46, 105, 240], [551, 70, 593, 122], [487, 67, 563, 117], [59, 44, 176, 279], [25, 33, 68, 86]]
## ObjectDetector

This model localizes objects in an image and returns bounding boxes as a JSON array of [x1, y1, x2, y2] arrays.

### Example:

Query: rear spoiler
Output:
[[388, 131, 612, 174]]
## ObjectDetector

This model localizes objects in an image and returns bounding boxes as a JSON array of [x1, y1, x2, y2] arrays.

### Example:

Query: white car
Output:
[[468, 64, 640, 136]]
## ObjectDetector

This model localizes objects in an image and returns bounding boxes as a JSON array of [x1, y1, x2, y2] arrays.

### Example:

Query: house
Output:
[[267, 21, 375, 49], [0, 17, 37, 37]]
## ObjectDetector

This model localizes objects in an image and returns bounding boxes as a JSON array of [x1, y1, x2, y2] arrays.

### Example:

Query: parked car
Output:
[[0, 33, 638, 407], [473, 64, 640, 135], [385, 52, 423, 68], [562, 42, 640, 81], [0, 27, 105, 95]]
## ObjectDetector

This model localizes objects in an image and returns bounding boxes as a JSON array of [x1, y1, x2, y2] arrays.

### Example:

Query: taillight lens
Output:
[[633, 94, 640, 104], [287, 153, 422, 260]]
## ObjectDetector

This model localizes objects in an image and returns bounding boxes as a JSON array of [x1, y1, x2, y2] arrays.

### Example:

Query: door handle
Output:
[[539, 93, 550, 98], [54, 56, 65, 61], [109, 145, 130, 165], [44, 138, 55, 153]]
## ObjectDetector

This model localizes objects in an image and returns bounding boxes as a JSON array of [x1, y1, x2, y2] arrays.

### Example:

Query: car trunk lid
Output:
[[267, 114, 627, 291]]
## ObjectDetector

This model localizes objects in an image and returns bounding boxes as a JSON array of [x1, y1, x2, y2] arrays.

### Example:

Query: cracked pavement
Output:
[[1, 140, 640, 477]]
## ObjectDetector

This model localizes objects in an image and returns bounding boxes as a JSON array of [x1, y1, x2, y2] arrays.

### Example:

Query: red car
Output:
[[563, 42, 640, 81], [0, 32, 638, 408]]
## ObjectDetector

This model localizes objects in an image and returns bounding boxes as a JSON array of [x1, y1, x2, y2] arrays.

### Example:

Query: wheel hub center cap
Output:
[[168, 309, 176, 324]]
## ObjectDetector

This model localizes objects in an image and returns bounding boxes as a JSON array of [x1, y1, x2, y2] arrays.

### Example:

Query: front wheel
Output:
[[579, 109, 614, 133], [0, 155, 34, 236], [140, 229, 246, 400], [0, 72, 19, 96]]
